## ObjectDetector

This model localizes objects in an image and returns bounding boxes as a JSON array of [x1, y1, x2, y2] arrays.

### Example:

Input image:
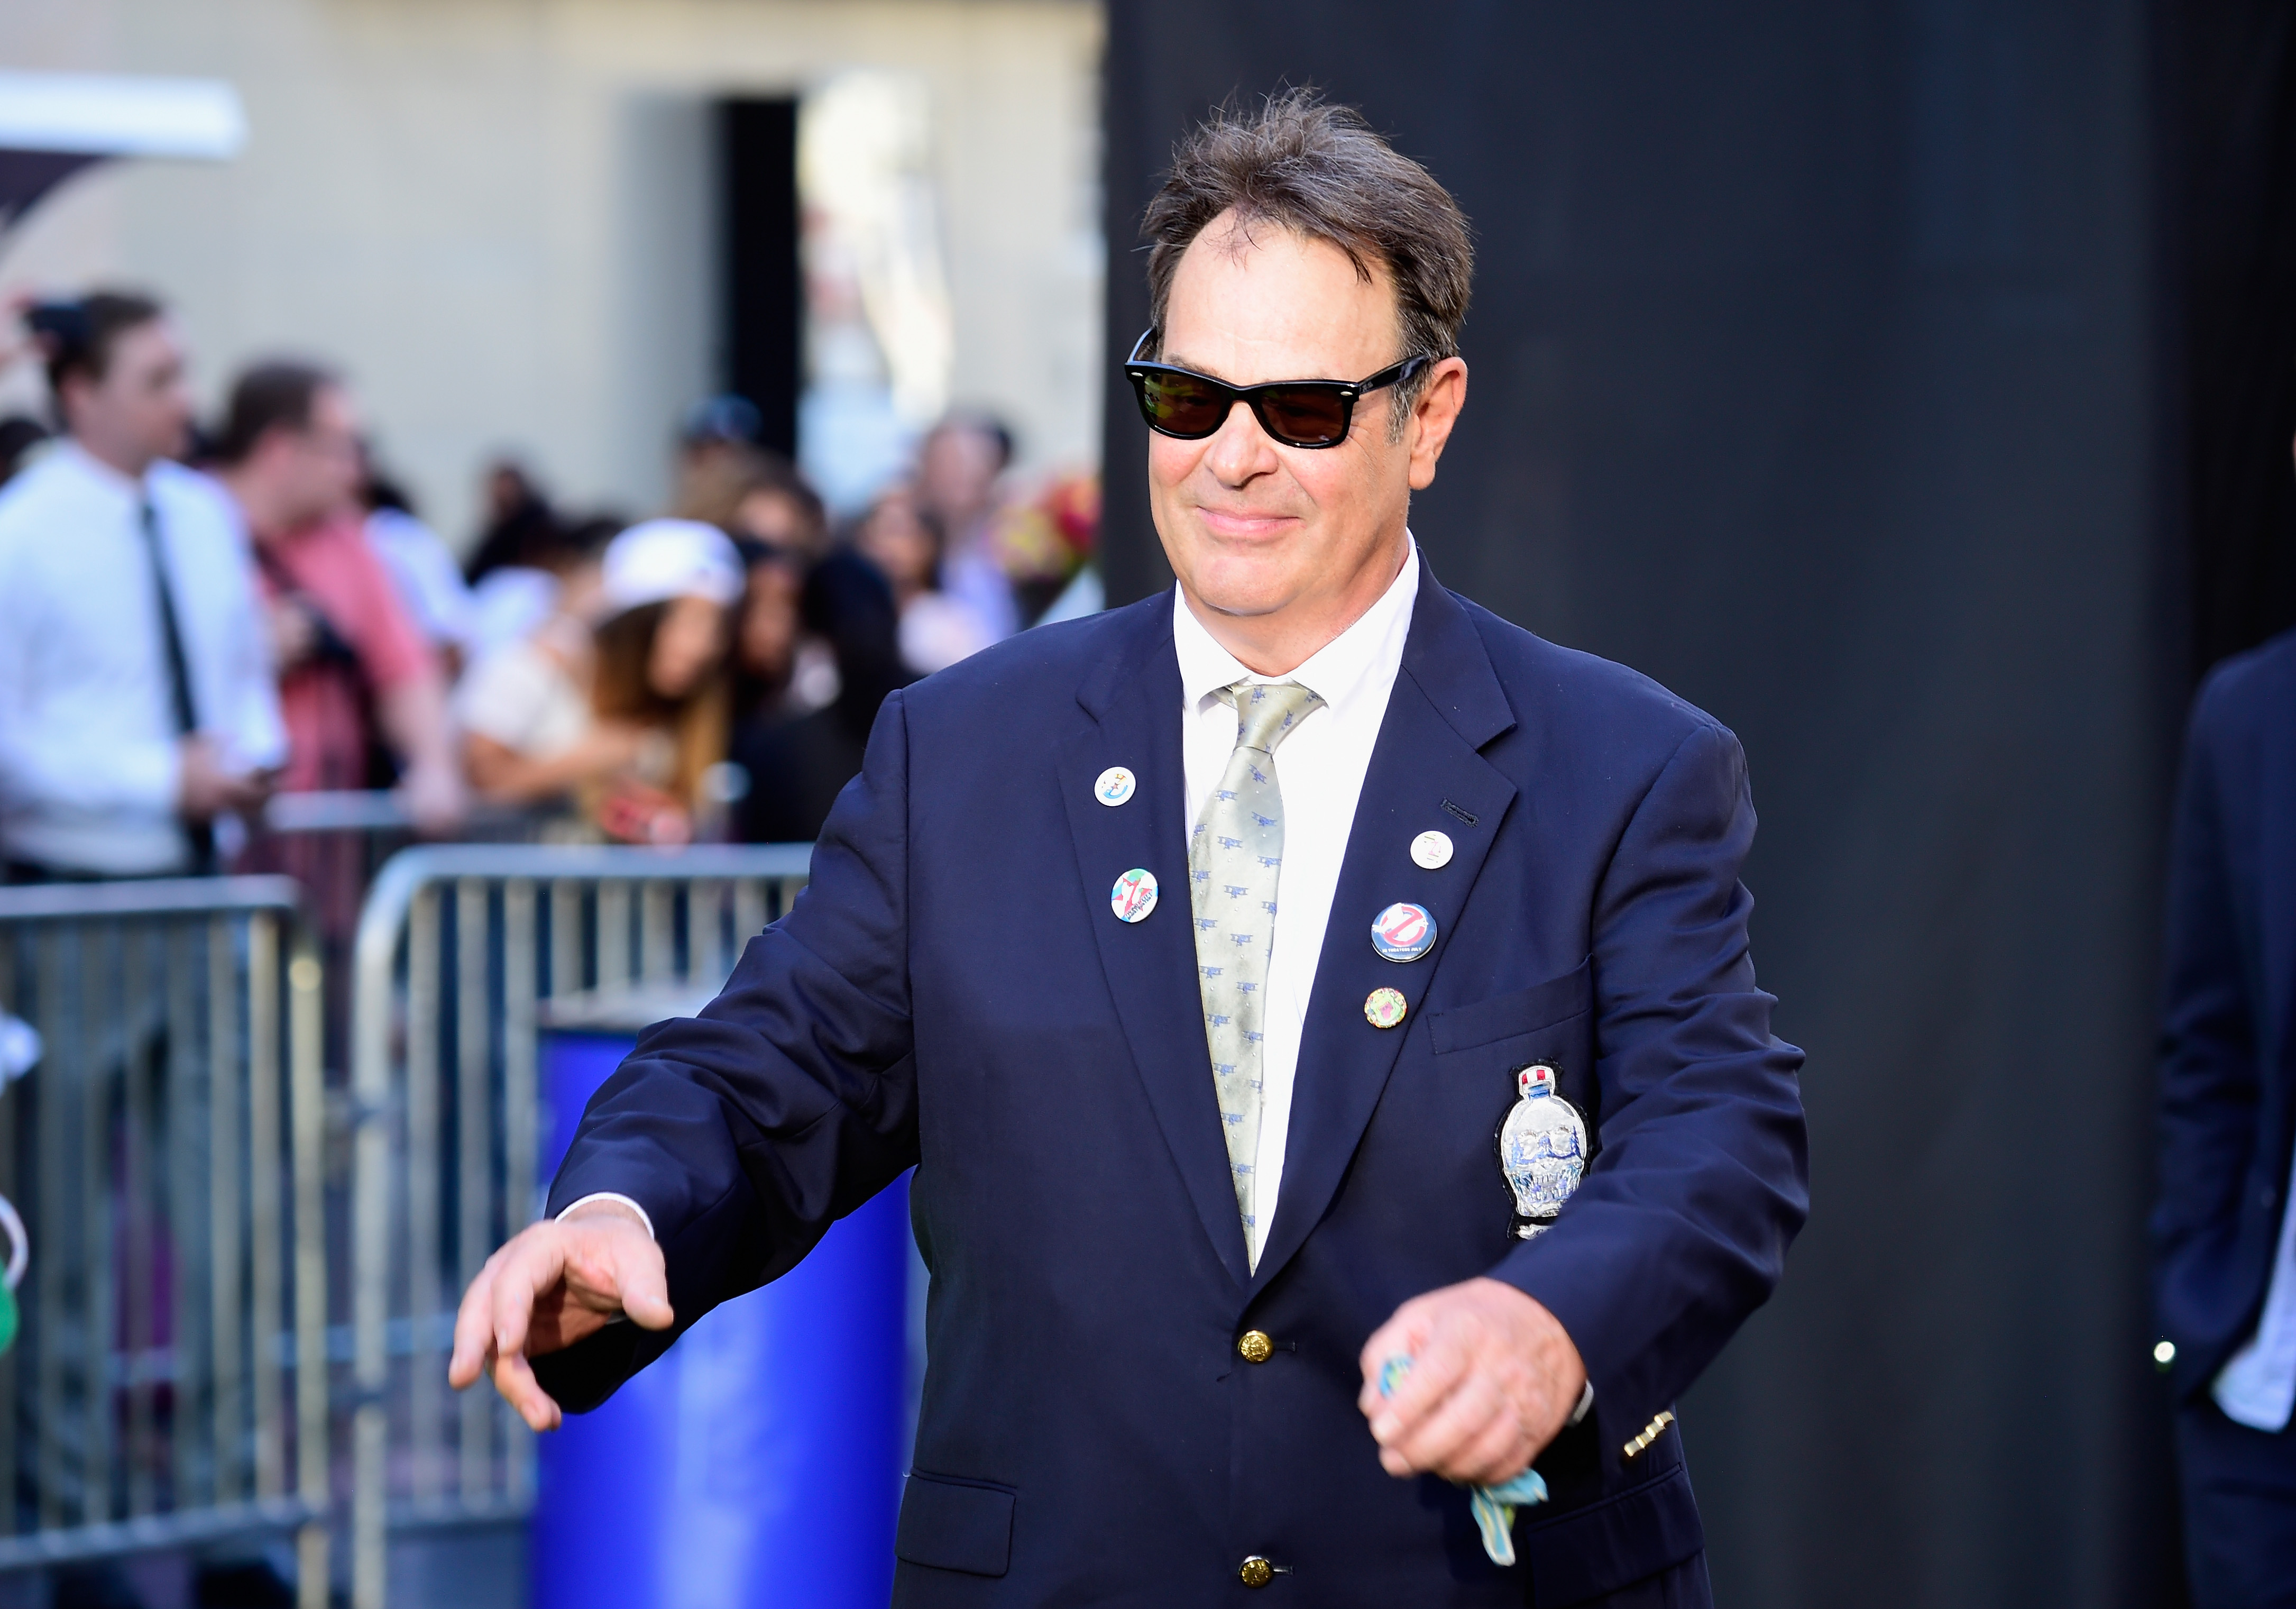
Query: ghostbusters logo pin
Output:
[[1370, 902, 1437, 963]]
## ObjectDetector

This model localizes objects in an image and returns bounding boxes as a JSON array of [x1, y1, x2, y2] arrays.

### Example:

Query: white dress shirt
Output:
[[2214, 1148, 2296, 1429], [1174, 538, 1420, 1266], [0, 441, 286, 875]]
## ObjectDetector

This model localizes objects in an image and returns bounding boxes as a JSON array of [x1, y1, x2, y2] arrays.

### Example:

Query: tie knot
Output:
[[1223, 680, 1323, 755]]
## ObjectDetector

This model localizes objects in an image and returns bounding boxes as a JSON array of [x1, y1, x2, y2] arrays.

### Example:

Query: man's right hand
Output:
[[447, 1202, 674, 1432], [178, 736, 273, 822]]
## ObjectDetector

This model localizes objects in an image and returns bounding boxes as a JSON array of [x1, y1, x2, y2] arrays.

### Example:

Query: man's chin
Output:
[[1174, 551, 1311, 620], [1185, 581, 1299, 623]]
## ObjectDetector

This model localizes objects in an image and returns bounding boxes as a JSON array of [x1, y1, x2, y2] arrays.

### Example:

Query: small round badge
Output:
[[1411, 830, 1454, 870], [1110, 867, 1159, 923], [1370, 902, 1437, 963], [1095, 766, 1137, 807], [1364, 986, 1409, 1029]]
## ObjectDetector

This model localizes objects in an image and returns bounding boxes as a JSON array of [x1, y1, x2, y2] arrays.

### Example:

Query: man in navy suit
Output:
[[453, 92, 1807, 1606], [2158, 621, 2296, 1607]]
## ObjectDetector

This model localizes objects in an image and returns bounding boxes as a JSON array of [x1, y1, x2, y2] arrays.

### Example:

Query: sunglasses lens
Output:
[[1256, 386, 1352, 446], [1140, 370, 1229, 437]]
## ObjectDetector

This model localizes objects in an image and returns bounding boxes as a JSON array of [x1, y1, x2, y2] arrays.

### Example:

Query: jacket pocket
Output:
[[1519, 1461, 1704, 1606], [1428, 959, 1593, 1056], [896, 1470, 1015, 1577]]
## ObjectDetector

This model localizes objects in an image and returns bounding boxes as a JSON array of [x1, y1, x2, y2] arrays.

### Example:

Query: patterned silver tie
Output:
[[1190, 679, 1324, 1247]]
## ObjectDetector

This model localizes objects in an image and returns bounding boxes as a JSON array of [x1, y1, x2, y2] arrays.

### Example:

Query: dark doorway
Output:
[[718, 97, 802, 458]]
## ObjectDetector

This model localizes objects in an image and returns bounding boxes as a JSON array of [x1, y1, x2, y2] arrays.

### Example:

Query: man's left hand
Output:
[[1357, 1277, 1586, 1484]]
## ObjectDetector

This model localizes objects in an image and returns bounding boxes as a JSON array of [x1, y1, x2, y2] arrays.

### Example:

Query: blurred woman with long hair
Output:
[[459, 517, 741, 844]]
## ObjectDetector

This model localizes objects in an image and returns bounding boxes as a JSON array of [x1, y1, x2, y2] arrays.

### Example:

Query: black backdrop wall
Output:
[[1098, 4, 2234, 1603], [2171, 2, 2296, 681]]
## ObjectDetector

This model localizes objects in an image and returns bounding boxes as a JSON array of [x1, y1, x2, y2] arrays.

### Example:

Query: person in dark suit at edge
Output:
[[452, 91, 1807, 1607], [2156, 515, 2296, 1606]]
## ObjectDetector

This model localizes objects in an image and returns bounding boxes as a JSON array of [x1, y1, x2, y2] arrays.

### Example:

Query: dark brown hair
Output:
[[592, 601, 728, 811], [1141, 89, 1473, 426], [30, 291, 166, 397], [213, 360, 338, 464]]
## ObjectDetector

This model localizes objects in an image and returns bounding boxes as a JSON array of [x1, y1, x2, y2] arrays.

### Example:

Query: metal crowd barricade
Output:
[[347, 843, 814, 1609], [256, 789, 549, 849], [246, 792, 552, 1044], [250, 791, 546, 931], [0, 878, 331, 1605]]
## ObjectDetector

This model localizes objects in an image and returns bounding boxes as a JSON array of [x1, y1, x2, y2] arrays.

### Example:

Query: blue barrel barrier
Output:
[[530, 1015, 911, 1609]]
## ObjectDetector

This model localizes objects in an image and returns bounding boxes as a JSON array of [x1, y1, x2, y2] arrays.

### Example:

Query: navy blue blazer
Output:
[[538, 566, 1808, 1606], [2157, 628, 2296, 1403]]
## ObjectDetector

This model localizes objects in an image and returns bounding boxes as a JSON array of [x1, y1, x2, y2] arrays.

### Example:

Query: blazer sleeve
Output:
[[2154, 668, 2264, 1389], [534, 690, 921, 1411], [1489, 719, 1808, 1445]]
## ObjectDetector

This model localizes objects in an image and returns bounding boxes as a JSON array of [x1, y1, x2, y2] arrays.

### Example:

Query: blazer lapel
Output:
[[1250, 571, 1520, 1296], [1056, 599, 1253, 1288]]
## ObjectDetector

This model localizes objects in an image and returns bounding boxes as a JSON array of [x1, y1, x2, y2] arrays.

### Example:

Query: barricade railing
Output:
[[346, 843, 814, 1609], [0, 878, 331, 1605], [259, 791, 548, 839], [240, 792, 560, 1154], [244, 793, 553, 1022]]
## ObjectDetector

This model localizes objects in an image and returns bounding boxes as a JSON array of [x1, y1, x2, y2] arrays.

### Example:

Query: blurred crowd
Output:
[[0, 289, 1101, 885]]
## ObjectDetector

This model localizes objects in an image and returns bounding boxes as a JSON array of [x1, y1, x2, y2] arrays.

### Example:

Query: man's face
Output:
[[919, 424, 1002, 525], [1147, 211, 1463, 644], [62, 319, 194, 472], [264, 385, 366, 531]]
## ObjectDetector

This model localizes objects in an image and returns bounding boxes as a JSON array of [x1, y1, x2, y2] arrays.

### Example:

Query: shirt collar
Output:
[[1172, 534, 1421, 718], [53, 437, 151, 502]]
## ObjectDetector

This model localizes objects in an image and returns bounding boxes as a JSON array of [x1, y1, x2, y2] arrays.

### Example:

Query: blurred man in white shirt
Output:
[[0, 292, 284, 880]]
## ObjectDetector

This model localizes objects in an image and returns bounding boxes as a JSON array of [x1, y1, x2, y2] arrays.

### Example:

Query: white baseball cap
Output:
[[600, 519, 744, 614]]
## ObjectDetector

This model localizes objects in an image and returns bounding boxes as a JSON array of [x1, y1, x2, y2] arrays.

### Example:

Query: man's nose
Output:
[[1204, 398, 1278, 483]]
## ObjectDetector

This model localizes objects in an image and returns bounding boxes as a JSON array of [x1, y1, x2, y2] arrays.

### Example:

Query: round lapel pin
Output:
[[1370, 902, 1437, 963], [1411, 830, 1454, 870], [1094, 766, 1137, 807], [1110, 867, 1159, 923], [1364, 986, 1409, 1029]]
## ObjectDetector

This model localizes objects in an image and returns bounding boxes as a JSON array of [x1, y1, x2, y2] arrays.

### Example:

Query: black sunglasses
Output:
[[1123, 329, 1429, 449]]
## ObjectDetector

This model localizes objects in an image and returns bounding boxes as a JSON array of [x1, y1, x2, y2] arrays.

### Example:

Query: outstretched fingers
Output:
[[483, 1231, 570, 1426], [491, 1347, 562, 1433], [492, 1233, 564, 1361], [448, 1212, 672, 1432], [447, 1248, 504, 1391]]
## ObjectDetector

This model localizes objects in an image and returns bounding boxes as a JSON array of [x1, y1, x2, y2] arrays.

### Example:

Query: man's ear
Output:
[[1407, 356, 1469, 492]]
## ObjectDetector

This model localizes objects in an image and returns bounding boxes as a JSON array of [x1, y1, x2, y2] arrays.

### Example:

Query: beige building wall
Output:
[[0, 0, 1105, 542]]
